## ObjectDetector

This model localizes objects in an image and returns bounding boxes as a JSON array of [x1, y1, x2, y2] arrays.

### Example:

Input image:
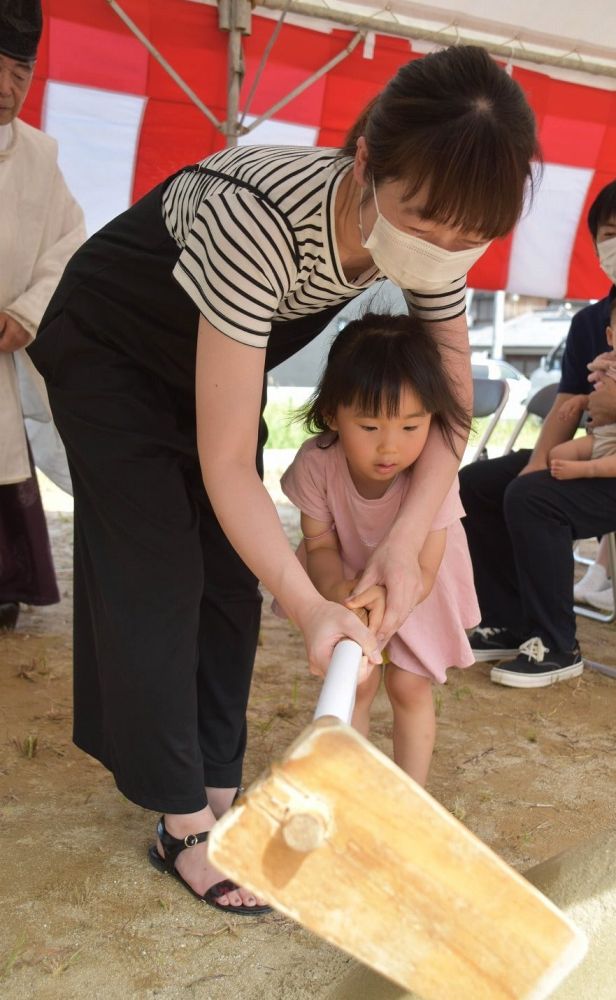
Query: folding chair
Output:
[[502, 382, 559, 454], [470, 377, 509, 462]]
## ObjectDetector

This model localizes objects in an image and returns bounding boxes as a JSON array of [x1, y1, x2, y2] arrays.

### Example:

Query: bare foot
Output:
[[550, 459, 584, 480], [158, 810, 268, 909]]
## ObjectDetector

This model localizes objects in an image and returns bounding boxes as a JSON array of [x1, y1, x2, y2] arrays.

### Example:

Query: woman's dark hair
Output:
[[300, 312, 471, 454], [588, 181, 616, 242], [341, 45, 540, 240]]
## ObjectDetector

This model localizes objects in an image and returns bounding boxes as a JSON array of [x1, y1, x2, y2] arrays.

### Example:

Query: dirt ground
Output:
[[2, 482, 616, 1000]]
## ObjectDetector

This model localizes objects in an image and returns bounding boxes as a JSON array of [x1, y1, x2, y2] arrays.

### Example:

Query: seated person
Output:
[[550, 297, 616, 481], [459, 180, 616, 688]]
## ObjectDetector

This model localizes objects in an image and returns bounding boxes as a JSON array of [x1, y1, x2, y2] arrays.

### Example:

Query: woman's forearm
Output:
[[390, 312, 471, 553], [204, 459, 324, 627], [391, 424, 461, 553]]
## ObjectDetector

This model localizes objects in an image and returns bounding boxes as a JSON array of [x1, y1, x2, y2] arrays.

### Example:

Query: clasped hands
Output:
[[0, 312, 31, 353]]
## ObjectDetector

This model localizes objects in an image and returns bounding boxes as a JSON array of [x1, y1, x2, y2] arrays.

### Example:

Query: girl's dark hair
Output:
[[341, 45, 540, 240], [588, 181, 616, 242], [300, 312, 471, 454]]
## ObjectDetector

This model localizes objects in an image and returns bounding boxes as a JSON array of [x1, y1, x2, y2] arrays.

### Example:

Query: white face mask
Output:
[[360, 181, 490, 291], [598, 235, 616, 284]]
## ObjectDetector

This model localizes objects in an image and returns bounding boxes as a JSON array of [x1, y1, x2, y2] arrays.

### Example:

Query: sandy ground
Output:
[[1, 466, 616, 1000]]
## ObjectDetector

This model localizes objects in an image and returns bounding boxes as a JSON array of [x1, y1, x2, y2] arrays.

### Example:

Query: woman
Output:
[[28, 45, 538, 913]]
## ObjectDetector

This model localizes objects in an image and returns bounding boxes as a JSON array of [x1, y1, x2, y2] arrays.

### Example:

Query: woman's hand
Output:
[[297, 598, 382, 682], [353, 541, 423, 644]]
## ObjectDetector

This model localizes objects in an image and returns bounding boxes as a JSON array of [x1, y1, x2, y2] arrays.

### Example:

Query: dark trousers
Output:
[[44, 323, 261, 812], [459, 450, 616, 652], [0, 448, 59, 606]]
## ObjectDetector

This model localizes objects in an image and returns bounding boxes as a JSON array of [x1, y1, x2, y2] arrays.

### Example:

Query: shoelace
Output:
[[474, 626, 504, 639], [519, 637, 550, 663]]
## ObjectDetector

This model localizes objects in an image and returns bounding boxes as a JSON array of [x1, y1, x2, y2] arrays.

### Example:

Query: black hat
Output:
[[0, 1, 42, 62]]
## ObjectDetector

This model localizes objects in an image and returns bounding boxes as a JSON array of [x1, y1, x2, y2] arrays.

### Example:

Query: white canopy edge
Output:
[[188, 0, 616, 89]]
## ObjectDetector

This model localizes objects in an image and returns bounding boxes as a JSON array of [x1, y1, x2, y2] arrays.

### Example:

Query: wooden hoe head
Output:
[[208, 641, 586, 1000]]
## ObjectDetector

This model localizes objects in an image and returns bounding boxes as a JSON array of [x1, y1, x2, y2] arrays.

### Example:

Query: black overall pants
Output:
[[28, 179, 347, 813]]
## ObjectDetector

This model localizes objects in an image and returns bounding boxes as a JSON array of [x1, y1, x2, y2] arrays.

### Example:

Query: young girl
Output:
[[550, 297, 616, 482], [279, 312, 480, 786]]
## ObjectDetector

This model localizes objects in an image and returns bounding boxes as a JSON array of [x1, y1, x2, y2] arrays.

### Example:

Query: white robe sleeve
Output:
[[4, 164, 85, 338]]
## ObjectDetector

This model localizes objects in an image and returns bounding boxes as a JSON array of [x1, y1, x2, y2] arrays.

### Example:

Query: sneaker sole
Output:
[[472, 648, 519, 663], [490, 661, 584, 688]]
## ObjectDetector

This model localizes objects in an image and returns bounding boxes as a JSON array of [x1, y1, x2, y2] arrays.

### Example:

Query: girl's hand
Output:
[[345, 584, 387, 635], [297, 599, 382, 682], [353, 543, 424, 644]]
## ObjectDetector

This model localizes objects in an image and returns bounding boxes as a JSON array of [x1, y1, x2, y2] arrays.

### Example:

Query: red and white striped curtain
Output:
[[24, 0, 616, 300]]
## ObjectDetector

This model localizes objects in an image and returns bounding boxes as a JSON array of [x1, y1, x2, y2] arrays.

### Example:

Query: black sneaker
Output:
[[490, 637, 584, 688], [469, 627, 522, 662]]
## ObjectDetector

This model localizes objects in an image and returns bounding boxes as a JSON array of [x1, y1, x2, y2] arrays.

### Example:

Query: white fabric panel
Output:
[[506, 163, 593, 299], [238, 115, 318, 147], [43, 82, 145, 235]]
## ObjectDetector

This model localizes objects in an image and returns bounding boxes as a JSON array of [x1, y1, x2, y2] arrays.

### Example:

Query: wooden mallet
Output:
[[208, 640, 586, 1000]]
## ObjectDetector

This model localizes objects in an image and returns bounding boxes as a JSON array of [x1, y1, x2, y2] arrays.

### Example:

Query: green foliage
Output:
[[263, 400, 311, 450]]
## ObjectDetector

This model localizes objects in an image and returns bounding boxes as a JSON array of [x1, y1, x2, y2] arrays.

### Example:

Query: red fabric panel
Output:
[[132, 98, 226, 200], [144, 1, 228, 107], [48, 18, 148, 93], [317, 34, 418, 147], [242, 19, 334, 127], [539, 115, 605, 169], [20, 77, 45, 129], [468, 234, 515, 293]]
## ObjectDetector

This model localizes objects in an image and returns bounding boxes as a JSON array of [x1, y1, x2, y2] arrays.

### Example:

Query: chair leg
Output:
[[584, 660, 616, 680]]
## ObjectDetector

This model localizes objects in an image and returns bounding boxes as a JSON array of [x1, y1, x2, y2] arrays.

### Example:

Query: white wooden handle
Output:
[[314, 639, 363, 724]]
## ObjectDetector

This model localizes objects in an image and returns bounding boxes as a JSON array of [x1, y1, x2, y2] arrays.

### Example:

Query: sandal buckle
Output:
[[184, 833, 199, 847]]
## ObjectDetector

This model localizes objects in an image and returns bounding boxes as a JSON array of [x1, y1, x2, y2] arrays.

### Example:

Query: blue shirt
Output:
[[559, 291, 615, 395]]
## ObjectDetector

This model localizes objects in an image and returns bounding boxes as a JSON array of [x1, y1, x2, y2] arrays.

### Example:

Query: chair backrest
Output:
[[503, 382, 560, 454], [471, 377, 509, 461], [526, 382, 560, 420], [472, 377, 509, 419]]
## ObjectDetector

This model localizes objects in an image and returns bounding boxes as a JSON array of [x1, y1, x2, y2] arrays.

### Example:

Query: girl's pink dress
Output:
[[280, 436, 480, 683]]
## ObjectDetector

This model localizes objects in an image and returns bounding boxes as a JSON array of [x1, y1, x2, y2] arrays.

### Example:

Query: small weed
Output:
[[452, 686, 473, 702], [526, 731, 538, 743], [433, 690, 443, 718], [15, 734, 38, 758], [16, 662, 37, 683], [450, 797, 467, 822], [1, 934, 27, 980], [43, 948, 83, 976], [69, 879, 93, 906], [290, 677, 299, 709]]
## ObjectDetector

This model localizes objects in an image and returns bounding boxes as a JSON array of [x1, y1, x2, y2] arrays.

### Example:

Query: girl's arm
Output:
[[302, 514, 349, 604], [303, 513, 386, 632], [354, 313, 470, 640], [195, 318, 381, 677]]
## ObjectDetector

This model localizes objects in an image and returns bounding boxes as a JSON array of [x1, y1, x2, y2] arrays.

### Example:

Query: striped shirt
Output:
[[162, 145, 466, 348]]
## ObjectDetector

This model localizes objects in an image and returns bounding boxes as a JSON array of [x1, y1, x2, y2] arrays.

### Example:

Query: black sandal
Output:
[[148, 815, 271, 916]]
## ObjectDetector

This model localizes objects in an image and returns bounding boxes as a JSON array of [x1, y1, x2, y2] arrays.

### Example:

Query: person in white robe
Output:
[[0, 0, 85, 630]]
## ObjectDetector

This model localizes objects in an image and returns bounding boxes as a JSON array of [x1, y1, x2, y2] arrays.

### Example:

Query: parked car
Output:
[[471, 357, 530, 420], [528, 337, 566, 398]]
